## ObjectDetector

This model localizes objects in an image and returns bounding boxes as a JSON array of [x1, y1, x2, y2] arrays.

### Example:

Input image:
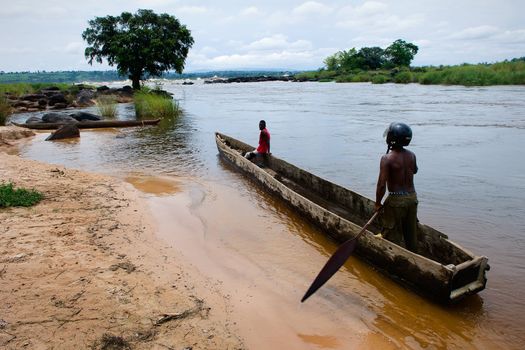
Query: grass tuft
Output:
[[96, 95, 118, 118], [0, 96, 12, 126], [0, 183, 43, 208], [134, 90, 180, 119]]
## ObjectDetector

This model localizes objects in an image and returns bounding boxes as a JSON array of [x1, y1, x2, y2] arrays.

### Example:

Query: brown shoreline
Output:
[[0, 128, 244, 349]]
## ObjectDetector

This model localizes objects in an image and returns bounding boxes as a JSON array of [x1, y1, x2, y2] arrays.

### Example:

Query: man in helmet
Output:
[[245, 120, 271, 162], [375, 122, 419, 252]]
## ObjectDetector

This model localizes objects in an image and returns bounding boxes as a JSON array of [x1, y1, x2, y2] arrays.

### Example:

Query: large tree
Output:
[[384, 39, 419, 67], [82, 9, 194, 89], [356, 47, 385, 70]]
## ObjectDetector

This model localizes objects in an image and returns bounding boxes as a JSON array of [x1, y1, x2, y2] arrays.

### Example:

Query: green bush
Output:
[[96, 95, 118, 118], [0, 96, 12, 126], [335, 74, 354, 83], [0, 183, 43, 207], [393, 71, 413, 84], [371, 75, 389, 84], [134, 90, 180, 119], [351, 73, 371, 82], [294, 71, 322, 80]]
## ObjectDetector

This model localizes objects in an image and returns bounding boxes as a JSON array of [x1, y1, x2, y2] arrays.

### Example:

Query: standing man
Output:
[[245, 120, 270, 161], [375, 122, 419, 252]]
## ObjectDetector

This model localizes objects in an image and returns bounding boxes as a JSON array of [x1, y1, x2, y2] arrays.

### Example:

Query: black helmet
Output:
[[384, 122, 412, 148]]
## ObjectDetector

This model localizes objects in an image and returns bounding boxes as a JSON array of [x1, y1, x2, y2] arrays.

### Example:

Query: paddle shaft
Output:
[[301, 208, 381, 302]]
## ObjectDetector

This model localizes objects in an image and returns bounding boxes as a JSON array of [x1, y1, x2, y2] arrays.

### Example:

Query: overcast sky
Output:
[[0, 0, 523, 72]]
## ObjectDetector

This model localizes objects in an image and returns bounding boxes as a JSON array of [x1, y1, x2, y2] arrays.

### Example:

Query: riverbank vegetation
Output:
[[295, 58, 525, 86], [0, 182, 43, 207], [0, 97, 11, 125], [295, 38, 525, 86], [134, 88, 180, 119], [0, 82, 84, 96]]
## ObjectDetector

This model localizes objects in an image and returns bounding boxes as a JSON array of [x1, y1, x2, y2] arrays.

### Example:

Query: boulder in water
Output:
[[42, 113, 78, 123], [69, 111, 102, 122], [45, 124, 80, 141]]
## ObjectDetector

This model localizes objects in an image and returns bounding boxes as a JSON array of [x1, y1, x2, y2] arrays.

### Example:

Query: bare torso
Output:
[[384, 149, 417, 192], [376, 148, 418, 207]]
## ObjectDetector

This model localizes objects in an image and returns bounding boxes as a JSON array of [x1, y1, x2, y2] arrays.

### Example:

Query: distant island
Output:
[[295, 57, 525, 86]]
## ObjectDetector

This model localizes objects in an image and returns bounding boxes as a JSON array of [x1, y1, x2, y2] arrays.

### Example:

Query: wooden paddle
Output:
[[301, 208, 382, 302]]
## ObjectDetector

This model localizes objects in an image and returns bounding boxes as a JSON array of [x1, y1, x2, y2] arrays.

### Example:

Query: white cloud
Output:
[[339, 1, 387, 17], [335, 1, 423, 35], [413, 39, 431, 48], [197, 46, 219, 55], [240, 6, 261, 16], [449, 25, 500, 40], [189, 50, 315, 70], [176, 6, 208, 15], [356, 1, 388, 16], [135, 0, 179, 7], [496, 29, 525, 44], [292, 1, 333, 16], [0, 47, 36, 54], [0, 5, 68, 19], [65, 42, 84, 55], [0, 0, 524, 71], [336, 12, 424, 34], [243, 35, 312, 53]]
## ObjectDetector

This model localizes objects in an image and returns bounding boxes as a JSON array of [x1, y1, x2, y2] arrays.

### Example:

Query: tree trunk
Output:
[[131, 75, 141, 90]]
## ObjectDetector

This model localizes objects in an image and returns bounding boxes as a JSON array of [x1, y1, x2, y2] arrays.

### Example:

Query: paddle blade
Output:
[[301, 238, 358, 302]]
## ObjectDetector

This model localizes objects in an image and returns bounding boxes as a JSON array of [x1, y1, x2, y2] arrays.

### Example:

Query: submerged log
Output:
[[12, 119, 161, 130]]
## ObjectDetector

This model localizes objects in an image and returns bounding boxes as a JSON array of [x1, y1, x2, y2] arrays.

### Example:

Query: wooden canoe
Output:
[[12, 119, 161, 130], [215, 132, 489, 303]]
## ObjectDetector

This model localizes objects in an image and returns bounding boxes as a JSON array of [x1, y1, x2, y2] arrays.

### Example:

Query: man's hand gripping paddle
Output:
[[301, 207, 382, 302]]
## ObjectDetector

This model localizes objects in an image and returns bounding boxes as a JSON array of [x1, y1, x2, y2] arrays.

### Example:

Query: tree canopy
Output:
[[323, 39, 419, 72], [385, 39, 419, 67], [82, 9, 194, 89]]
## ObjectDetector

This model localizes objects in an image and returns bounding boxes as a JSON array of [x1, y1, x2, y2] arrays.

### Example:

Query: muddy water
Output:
[[12, 81, 525, 349]]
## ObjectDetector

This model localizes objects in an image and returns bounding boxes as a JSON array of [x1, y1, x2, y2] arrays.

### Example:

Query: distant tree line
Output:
[[0, 70, 296, 84], [0, 70, 122, 84], [324, 39, 419, 71]]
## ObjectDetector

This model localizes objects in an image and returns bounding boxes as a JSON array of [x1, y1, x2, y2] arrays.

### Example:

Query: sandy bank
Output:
[[0, 148, 244, 349], [0, 126, 35, 147]]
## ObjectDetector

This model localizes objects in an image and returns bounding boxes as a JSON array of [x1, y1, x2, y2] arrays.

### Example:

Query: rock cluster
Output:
[[4, 85, 134, 114], [26, 111, 103, 124]]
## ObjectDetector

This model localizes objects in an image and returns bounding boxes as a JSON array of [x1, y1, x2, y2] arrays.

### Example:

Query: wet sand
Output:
[[125, 173, 398, 349], [0, 146, 243, 349]]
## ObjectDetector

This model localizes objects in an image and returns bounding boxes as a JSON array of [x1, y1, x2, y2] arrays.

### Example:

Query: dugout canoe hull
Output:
[[215, 132, 489, 303], [12, 119, 161, 130]]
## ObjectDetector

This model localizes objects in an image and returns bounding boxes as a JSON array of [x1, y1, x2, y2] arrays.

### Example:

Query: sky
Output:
[[0, 0, 524, 72]]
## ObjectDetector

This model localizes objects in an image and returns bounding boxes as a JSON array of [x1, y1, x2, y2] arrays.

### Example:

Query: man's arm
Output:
[[375, 155, 388, 210], [413, 153, 418, 174]]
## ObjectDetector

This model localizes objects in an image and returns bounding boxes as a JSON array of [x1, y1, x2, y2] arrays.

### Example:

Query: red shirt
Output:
[[257, 128, 270, 153]]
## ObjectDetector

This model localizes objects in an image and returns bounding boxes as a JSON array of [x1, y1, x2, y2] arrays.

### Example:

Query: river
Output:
[[11, 81, 525, 349]]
